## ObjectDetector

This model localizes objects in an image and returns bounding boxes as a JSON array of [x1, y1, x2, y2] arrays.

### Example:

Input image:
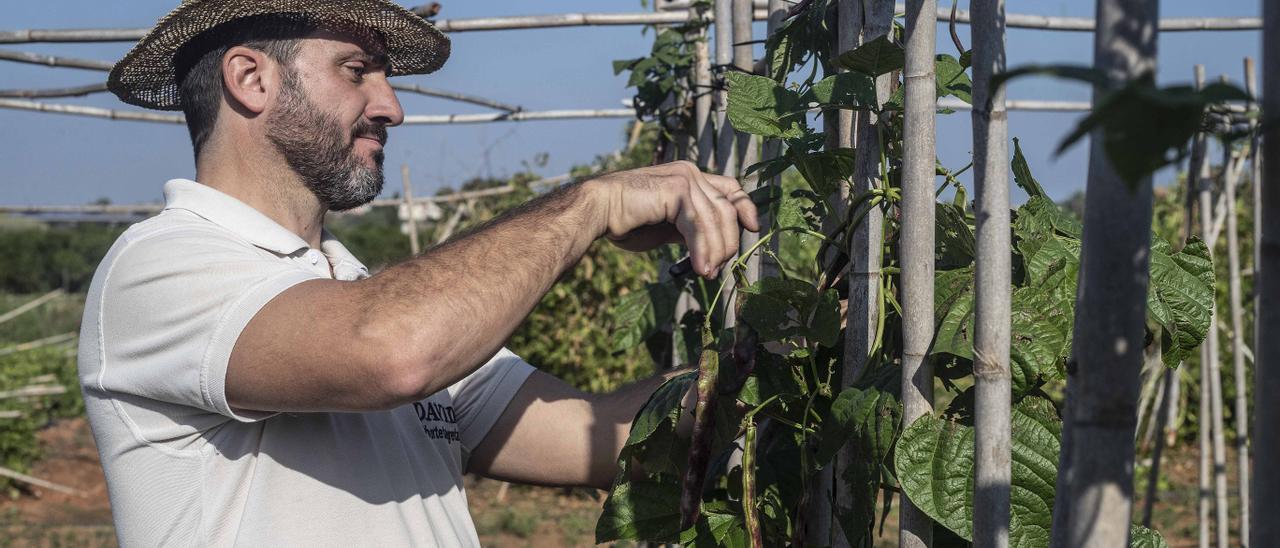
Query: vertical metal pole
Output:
[[971, 0, 1012, 546], [899, 0, 937, 546], [1241, 55, 1259, 548], [401, 164, 420, 255]]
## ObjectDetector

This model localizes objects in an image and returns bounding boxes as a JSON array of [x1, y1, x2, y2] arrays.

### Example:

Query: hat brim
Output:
[[109, 0, 450, 111]]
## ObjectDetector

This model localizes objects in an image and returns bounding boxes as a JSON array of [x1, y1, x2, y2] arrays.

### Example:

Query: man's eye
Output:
[[345, 64, 367, 77]]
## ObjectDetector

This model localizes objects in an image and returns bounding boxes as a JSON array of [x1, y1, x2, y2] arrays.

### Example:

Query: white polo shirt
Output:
[[78, 179, 535, 547]]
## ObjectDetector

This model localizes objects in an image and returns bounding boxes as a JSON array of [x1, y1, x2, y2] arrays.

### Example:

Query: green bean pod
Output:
[[741, 417, 763, 548], [680, 327, 719, 530]]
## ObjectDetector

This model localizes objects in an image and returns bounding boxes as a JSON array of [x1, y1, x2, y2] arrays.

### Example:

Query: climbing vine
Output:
[[600, 2, 1241, 546]]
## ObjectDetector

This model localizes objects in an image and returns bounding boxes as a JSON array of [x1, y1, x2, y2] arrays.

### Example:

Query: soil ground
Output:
[[0, 418, 1246, 547]]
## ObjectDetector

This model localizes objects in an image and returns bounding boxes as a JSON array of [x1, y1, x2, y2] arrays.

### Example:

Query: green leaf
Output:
[[1147, 237, 1215, 367], [1129, 525, 1170, 548], [626, 57, 659, 87], [788, 147, 856, 198], [1011, 137, 1047, 199], [1059, 78, 1249, 188], [935, 54, 973, 103], [597, 477, 684, 542], [613, 57, 643, 75], [680, 503, 750, 547], [739, 278, 841, 347], [817, 386, 901, 468], [610, 282, 681, 353], [893, 398, 1062, 547], [825, 386, 902, 545], [804, 72, 877, 109], [833, 35, 905, 77], [936, 202, 976, 269], [990, 63, 1109, 92], [725, 71, 806, 139]]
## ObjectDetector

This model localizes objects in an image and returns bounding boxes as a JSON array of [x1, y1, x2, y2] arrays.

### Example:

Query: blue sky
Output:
[[0, 1, 1262, 206]]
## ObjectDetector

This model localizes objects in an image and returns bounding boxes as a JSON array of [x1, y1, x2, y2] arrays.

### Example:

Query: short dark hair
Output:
[[174, 15, 319, 160]]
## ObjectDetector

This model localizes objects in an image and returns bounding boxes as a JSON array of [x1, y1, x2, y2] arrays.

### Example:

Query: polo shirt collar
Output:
[[162, 179, 311, 256], [319, 230, 370, 281]]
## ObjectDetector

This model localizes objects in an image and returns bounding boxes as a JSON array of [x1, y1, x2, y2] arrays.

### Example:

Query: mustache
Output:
[[354, 121, 388, 146]]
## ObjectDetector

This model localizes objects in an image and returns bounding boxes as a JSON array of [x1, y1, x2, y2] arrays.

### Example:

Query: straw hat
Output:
[[108, 0, 450, 111]]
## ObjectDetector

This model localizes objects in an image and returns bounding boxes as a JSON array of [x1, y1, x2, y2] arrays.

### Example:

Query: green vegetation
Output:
[[592, 4, 1243, 545]]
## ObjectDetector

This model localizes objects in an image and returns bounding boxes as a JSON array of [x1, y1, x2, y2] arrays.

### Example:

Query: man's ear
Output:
[[222, 46, 273, 115]]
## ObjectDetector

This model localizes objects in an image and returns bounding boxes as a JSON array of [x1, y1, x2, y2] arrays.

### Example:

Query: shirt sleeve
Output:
[[94, 224, 319, 423], [445, 348, 536, 453]]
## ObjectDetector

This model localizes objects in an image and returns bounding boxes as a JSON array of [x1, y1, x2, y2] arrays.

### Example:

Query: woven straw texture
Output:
[[109, 0, 450, 110]]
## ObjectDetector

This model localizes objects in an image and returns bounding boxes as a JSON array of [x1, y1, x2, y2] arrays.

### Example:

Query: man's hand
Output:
[[587, 161, 760, 279]]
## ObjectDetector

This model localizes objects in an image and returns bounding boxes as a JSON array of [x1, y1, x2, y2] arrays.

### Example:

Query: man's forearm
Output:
[[357, 181, 607, 400]]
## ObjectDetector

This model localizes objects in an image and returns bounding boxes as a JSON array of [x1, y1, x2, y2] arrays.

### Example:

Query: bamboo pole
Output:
[[811, 0, 863, 540], [693, 24, 715, 169], [0, 332, 77, 358], [401, 165, 421, 255], [0, 82, 108, 99], [0, 466, 81, 497], [1222, 133, 1251, 548], [0, 99, 638, 125], [0, 289, 63, 326], [733, 0, 760, 286], [758, 0, 787, 284], [1252, 3, 1279, 546], [0, 47, 520, 112], [971, 0, 1012, 546], [660, 0, 1263, 31], [1192, 66, 1230, 548], [712, 0, 736, 176], [1048, 0, 1157, 546], [0, 48, 112, 70], [900, 0, 937, 545], [1141, 346, 1171, 528], [1241, 56, 1260, 548], [0, 384, 67, 400], [834, 2, 893, 546], [0, 8, 1261, 45], [387, 83, 521, 112], [2, 94, 1254, 127], [1199, 358, 1213, 548]]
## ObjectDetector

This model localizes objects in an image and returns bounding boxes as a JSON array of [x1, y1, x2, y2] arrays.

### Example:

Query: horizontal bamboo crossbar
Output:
[[402, 109, 635, 124], [0, 50, 521, 112], [659, 1, 1262, 31], [0, 332, 78, 358], [0, 384, 67, 399], [0, 7, 1259, 46], [0, 465, 82, 496], [0, 48, 113, 69], [0, 289, 63, 326], [0, 82, 108, 99]]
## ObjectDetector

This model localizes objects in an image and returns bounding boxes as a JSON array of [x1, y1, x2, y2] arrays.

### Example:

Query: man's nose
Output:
[[366, 75, 405, 127]]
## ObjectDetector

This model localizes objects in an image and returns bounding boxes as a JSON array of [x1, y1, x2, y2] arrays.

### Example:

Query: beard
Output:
[[265, 69, 387, 211]]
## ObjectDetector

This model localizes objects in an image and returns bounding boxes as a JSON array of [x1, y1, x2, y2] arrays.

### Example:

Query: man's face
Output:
[[265, 30, 404, 211]]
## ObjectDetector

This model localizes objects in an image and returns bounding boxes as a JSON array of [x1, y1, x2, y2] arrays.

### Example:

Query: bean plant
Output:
[[598, 2, 1237, 546]]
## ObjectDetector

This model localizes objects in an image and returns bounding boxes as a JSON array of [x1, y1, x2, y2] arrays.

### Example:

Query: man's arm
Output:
[[226, 162, 757, 413], [466, 369, 691, 489]]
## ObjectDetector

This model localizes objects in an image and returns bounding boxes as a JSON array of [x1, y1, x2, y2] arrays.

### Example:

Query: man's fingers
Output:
[[691, 177, 740, 271], [700, 173, 760, 232], [684, 181, 728, 278]]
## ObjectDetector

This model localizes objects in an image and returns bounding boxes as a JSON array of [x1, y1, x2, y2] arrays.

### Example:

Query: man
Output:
[[81, 1, 756, 546]]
